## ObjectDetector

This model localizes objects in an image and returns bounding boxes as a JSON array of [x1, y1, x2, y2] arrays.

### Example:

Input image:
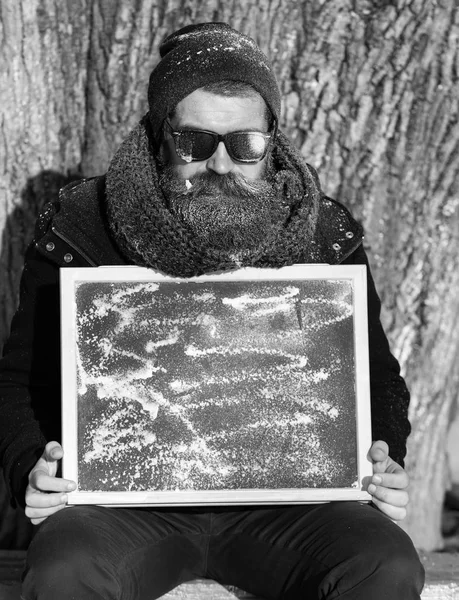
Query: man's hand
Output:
[[25, 441, 76, 525], [366, 440, 409, 521]]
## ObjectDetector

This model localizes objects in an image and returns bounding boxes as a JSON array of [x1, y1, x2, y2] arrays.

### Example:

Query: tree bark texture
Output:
[[0, 0, 458, 551]]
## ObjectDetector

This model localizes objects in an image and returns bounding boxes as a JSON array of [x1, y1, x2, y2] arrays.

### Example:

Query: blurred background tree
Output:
[[0, 0, 458, 551]]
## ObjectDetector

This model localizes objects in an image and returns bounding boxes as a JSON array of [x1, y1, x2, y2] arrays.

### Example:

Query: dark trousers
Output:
[[22, 502, 424, 600]]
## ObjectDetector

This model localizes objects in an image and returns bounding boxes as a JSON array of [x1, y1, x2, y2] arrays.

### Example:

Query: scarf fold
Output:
[[105, 116, 322, 277]]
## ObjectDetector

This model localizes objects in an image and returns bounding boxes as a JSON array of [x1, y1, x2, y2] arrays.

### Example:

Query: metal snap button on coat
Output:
[[345, 231, 354, 239], [64, 253, 73, 263], [332, 243, 341, 251], [46, 242, 55, 251]]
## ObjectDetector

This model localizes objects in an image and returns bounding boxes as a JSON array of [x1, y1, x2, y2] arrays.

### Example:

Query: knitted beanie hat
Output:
[[147, 22, 281, 141]]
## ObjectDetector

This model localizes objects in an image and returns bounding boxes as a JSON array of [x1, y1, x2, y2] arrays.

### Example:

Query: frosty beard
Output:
[[159, 165, 290, 253]]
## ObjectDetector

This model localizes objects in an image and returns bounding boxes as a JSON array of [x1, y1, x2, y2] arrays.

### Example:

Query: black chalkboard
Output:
[[61, 265, 372, 505]]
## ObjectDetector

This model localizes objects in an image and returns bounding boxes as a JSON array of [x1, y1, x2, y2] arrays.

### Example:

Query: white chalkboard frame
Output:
[[60, 264, 373, 506]]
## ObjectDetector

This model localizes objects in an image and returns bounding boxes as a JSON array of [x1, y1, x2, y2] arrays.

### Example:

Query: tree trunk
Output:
[[1, 0, 458, 550]]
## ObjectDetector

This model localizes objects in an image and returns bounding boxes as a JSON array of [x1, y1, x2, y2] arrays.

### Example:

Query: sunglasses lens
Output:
[[176, 132, 216, 162], [226, 132, 269, 163]]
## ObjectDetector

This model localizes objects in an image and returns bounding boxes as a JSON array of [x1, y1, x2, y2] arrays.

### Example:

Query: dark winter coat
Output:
[[0, 175, 411, 507]]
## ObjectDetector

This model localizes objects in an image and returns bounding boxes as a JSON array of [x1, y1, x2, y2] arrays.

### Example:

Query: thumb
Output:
[[43, 441, 64, 464], [369, 440, 389, 463]]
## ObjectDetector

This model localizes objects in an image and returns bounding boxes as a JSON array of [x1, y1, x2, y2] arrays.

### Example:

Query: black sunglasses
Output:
[[164, 120, 276, 164]]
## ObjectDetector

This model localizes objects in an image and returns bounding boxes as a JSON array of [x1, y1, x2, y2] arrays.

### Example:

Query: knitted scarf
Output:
[[105, 117, 322, 278]]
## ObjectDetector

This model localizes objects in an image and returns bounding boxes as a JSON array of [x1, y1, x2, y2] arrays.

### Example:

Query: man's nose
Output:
[[206, 141, 235, 175]]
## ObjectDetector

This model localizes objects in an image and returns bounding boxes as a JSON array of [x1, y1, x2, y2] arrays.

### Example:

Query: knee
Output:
[[23, 554, 89, 598], [371, 542, 425, 589], [316, 504, 425, 598], [23, 546, 121, 600], [22, 507, 121, 599], [329, 527, 425, 598], [360, 515, 424, 581]]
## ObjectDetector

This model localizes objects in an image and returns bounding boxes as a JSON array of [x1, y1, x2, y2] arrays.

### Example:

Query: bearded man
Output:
[[0, 22, 424, 600]]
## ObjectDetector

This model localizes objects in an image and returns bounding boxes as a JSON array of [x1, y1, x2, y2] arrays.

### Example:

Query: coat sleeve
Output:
[[343, 243, 411, 467], [0, 243, 62, 507]]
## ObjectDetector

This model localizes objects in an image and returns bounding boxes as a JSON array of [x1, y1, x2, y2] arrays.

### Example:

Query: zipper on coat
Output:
[[51, 226, 98, 267]]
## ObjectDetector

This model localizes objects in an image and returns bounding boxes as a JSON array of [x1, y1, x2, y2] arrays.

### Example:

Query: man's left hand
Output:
[[366, 440, 409, 521]]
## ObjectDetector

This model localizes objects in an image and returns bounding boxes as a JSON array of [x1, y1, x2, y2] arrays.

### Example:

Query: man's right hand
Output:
[[25, 441, 76, 525]]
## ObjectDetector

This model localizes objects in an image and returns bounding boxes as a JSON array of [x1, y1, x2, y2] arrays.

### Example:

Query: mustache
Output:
[[160, 169, 273, 200]]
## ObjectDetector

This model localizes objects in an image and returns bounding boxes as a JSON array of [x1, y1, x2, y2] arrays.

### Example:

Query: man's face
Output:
[[159, 88, 288, 253], [162, 88, 269, 180]]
